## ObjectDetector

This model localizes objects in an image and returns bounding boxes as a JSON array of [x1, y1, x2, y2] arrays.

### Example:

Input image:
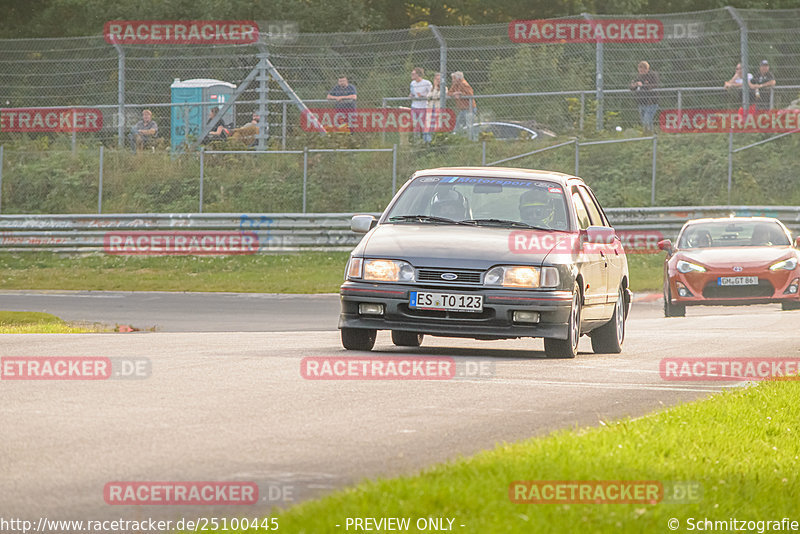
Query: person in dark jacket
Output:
[[630, 61, 659, 130]]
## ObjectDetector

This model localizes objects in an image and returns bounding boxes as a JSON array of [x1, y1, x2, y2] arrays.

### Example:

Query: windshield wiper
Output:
[[462, 218, 549, 230], [388, 215, 473, 225]]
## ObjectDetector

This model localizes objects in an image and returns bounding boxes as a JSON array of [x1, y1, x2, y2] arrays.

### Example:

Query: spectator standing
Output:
[[629, 61, 659, 130], [426, 72, 447, 139], [327, 76, 357, 110], [448, 71, 477, 141], [749, 60, 776, 110], [724, 63, 755, 115], [410, 67, 433, 142], [129, 109, 158, 152]]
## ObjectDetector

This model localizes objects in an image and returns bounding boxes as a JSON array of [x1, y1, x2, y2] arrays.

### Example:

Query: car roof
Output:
[[413, 167, 581, 185], [684, 216, 784, 225]]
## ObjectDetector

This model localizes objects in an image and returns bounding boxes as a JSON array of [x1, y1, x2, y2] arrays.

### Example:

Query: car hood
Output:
[[356, 224, 569, 269], [677, 246, 795, 269]]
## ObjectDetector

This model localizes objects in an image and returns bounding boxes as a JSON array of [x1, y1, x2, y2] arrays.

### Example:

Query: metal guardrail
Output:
[[0, 207, 798, 253]]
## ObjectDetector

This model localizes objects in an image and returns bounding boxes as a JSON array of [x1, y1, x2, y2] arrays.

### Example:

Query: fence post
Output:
[[0, 145, 4, 214], [677, 90, 682, 117], [651, 135, 657, 205], [482, 141, 487, 165], [113, 43, 126, 148], [579, 92, 585, 131], [98, 146, 104, 214], [583, 13, 604, 131], [199, 147, 205, 213], [726, 7, 749, 113], [574, 138, 580, 176], [727, 132, 733, 205], [256, 53, 269, 151], [302, 147, 308, 213], [392, 144, 398, 195], [430, 25, 447, 114]]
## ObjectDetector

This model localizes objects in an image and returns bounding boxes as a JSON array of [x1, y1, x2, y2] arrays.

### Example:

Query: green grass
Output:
[[0, 310, 106, 333], [0, 252, 350, 293], [0, 252, 665, 293], [212, 380, 799, 534], [626, 253, 664, 292]]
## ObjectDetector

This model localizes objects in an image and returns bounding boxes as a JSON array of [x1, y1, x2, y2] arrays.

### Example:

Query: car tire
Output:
[[781, 301, 800, 311], [663, 287, 686, 317], [391, 331, 424, 347], [341, 328, 377, 351], [544, 283, 581, 359], [590, 286, 627, 354]]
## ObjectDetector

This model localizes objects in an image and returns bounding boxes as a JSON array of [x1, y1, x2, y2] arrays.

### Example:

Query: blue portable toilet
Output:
[[170, 78, 237, 151]]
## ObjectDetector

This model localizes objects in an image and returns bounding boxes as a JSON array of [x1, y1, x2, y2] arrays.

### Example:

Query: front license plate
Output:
[[410, 292, 483, 312], [718, 276, 759, 286]]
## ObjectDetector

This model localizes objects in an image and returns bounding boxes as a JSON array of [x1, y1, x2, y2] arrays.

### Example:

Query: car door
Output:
[[569, 186, 607, 321], [578, 185, 623, 308]]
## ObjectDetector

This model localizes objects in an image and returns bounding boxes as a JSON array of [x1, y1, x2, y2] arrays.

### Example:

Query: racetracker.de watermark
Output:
[[660, 358, 800, 381], [300, 356, 495, 380], [103, 20, 259, 44], [509, 480, 702, 504], [0, 108, 103, 132], [509, 19, 663, 43], [104, 231, 259, 255], [0, 357, 150, 380], [508, 229, 664, 255], [660, 109, 800, 133], [104, 482, 258, 505], [300, 108, 456, 133]]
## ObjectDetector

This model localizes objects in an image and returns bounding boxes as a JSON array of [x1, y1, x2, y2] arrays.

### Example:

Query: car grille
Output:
[[702, 280, 774, 299], [416, 269, 482, 284]]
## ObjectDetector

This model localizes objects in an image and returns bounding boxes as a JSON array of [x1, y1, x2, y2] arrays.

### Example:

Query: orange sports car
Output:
[[658, 217, 800, 316]]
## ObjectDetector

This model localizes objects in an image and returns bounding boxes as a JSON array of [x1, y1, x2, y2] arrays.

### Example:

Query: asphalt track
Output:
[[1, 291, 799, 526]]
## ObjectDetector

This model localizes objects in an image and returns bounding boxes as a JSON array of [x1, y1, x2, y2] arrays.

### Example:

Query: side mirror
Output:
[[657, 239, 673, 254], [795, 236, 800, 248], [351, 215, 377, 234]]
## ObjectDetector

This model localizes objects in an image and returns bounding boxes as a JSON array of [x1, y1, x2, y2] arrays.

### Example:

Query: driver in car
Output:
[[430, 189, 470, 220], [519, 188, 556, 228]]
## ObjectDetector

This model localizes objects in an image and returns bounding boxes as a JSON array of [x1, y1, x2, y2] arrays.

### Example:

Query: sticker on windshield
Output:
[[548, 187, 563, 194], [418, 177, 442, 183]]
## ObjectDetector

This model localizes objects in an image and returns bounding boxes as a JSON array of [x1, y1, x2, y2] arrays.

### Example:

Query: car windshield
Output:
[[678, 221, 791, 248], [385, 175, 570, 231]]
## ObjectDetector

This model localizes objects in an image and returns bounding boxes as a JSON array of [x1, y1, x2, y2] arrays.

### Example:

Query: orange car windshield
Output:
[[678, 221, 791, 248]]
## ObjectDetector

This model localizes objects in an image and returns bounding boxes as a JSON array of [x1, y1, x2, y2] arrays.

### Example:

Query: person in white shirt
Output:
[[410, 67, 433, 142]]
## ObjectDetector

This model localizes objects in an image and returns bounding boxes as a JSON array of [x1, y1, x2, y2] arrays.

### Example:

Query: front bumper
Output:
[[667, 271, 800, 306], [339, 281, 573, 340]]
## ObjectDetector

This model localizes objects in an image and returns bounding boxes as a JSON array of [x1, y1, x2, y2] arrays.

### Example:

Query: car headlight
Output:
[[770, 257, 798, 271], [677, 260, 707, 273], [484, 266, 559, 288], [362, 259, 415, 282]]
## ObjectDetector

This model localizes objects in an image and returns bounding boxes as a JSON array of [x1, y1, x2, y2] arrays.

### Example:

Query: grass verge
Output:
[[0, 311, 106, 333], [0, 252, 665, 293], [220, 380, 799, 533]]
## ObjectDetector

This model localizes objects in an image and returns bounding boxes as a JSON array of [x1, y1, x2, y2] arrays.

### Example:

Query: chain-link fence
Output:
[[2, 8, 800, 214], [2, 7, 800, 148]]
